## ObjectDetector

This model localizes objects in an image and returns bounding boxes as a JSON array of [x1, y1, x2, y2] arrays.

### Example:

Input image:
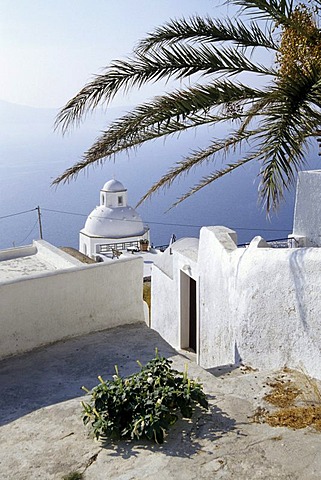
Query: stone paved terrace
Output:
[[1, 323, 321, 479]]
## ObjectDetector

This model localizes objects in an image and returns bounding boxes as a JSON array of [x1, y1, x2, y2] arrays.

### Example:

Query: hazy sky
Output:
[[0, 0, 233, 109]]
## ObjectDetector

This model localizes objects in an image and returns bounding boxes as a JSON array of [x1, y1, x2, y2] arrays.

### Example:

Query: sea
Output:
[[1, 100, 319, 251]]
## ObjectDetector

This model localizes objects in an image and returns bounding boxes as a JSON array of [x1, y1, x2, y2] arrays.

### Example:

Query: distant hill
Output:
[[0, 99, 57, 125], [0, 99, 129, 127]]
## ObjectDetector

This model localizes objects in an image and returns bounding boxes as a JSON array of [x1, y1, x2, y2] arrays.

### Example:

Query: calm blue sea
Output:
[[0, 101, 319, 251]]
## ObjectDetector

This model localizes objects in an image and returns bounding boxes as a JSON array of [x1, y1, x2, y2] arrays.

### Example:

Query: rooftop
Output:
[[0, 240, 82, 284]]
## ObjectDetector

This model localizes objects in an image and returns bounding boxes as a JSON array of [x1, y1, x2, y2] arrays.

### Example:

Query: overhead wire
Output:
[[0, 206, 292, 237], [17, 218, 40, 246], [0, 208, 37, 220], [41, 207, 292, 233]]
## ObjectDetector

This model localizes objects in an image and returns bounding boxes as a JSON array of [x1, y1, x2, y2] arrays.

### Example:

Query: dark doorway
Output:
[[189, 277, 197, 352], [180, 271, 198, 354]]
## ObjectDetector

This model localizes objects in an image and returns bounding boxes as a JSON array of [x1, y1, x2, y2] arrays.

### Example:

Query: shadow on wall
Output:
[[289, 248, 310, 332]]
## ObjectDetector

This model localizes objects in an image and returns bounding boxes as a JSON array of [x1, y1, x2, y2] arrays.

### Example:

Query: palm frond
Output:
[[87, 80, 266, 150], [139, 67, 321, 210], [55, 43, 275, 134], [228, 0, 295, 23], [137, 129, 256, 206], [256, 70, 321, 210], [168, 155, 257, 209], [55, 0, 321, 213], [258, 127, 308, 211], [53, 81, 267, 185], [137, 16, 278, 52]]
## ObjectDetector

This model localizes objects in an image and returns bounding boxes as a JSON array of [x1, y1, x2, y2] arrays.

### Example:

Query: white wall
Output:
[[152, 226, 321, 380], [0, 256, 144, 359], [293, 170, 321, 246], [197, 227, 239, 368], [199, 227, 321, 379], [151, 260, 180, 349]]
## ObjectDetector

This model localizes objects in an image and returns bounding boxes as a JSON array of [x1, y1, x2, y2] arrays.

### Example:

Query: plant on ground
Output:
[[82, 351, 208, 444], [54, 0, 321, 213]]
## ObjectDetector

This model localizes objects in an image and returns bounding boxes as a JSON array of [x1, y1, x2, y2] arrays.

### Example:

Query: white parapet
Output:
[[0, 243, 145, 359]]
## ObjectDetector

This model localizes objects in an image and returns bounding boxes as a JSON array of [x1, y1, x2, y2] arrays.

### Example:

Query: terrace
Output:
[[1, 323, 321, 479]]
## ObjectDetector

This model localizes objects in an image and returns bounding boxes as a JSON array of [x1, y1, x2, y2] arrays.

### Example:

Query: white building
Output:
[[79, 178, 150, 259], [151, 170, 321, 380]]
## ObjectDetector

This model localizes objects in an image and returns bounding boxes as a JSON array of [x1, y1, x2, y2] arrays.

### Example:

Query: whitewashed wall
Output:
[[198, 227, 321, 379], [0, 256, 144, 358], [197, 227, 239, 368], [152, 226, 321, 380], [293, 170, 321, 246]]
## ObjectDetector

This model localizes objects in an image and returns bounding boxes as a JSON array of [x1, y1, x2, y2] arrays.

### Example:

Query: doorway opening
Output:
[[180, 271, 197, 353]]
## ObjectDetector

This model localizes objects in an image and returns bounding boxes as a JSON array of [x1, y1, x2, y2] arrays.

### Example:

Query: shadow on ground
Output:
[[97, 400, 238, 459], [0, 323, 176, 426], [207, 363, 242, 377]]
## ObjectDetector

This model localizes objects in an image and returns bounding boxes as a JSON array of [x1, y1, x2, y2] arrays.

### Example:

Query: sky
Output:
[[0, 0, 233, 109], [1, 0, 315, 247]]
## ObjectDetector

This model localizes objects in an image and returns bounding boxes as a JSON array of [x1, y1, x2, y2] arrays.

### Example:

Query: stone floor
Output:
[[1, 323, 321, 479]]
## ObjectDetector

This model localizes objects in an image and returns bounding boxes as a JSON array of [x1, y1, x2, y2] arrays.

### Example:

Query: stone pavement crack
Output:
[[83, 449, 102, 473]]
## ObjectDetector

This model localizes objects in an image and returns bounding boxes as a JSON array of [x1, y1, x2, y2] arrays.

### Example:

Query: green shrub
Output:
[[82, 351, 208, 444]]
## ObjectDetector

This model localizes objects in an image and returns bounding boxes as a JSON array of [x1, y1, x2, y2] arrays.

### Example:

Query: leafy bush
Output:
[[82, 352, 208, 444]]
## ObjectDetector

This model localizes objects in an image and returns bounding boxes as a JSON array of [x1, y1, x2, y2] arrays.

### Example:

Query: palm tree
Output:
[[54, 0, 321, 212]]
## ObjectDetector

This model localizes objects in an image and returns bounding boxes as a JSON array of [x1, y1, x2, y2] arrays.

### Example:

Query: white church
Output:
[[79, 178, 150, 260]]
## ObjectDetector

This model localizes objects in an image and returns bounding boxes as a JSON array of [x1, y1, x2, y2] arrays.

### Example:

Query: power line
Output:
[[41, 206, 292, 233], [17, 218, 39, 246], [0, 205, 292, 235], [42, 207, 87, 218], [0, 208, 37, 220]]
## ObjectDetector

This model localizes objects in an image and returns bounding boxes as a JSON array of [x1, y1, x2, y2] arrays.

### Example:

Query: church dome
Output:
[[82, 178, 146, 238], [102, 179, 126, 192], [84, 205, 145, 238]]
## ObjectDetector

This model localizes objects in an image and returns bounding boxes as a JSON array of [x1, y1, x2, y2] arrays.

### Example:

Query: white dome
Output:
[[83, 205, 145, 238], [102, 179, 126, 192]]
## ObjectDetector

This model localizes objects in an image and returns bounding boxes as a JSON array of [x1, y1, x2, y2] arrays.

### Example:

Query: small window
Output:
[[101, 194, 104, 205], [118, 196, 123, 206]]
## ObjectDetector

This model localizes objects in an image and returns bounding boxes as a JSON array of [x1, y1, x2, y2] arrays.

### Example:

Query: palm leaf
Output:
[[86, 80, 266, 151], [256, 70, 321, 209], [168, 155, 257, 209], [228, 0, 295, 23], [137, 16, 278, 52], [54, 0, 321, 213], [139, 67, 321, 210], [55, 43, 275, 133], [53, 81, 267, 185], [137, 129, 257, 206]]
